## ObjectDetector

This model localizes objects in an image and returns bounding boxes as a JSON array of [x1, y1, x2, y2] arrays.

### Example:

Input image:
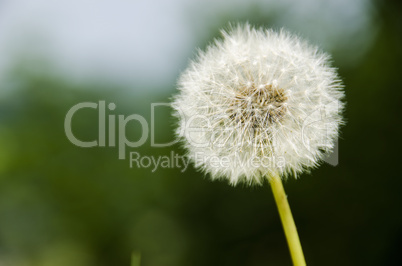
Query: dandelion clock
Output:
[[172, 24, 344, 266]]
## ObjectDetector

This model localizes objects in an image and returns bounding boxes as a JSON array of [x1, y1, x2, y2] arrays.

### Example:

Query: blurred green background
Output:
[[0, 0, 401, 265]]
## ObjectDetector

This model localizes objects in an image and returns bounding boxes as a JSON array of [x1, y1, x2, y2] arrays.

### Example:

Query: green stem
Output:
[[131, 252, 141, 266], [270, 173, 306, 266]]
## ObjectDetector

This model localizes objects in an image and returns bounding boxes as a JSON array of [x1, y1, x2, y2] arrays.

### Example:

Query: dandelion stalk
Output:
[[131, 252, 141, 266], [270, 173, 306, 266]]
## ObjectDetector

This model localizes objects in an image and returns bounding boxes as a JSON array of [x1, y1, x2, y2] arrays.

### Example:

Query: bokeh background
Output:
[[0, 0, 401, 265]]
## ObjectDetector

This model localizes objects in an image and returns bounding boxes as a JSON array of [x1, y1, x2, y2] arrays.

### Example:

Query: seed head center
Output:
[[230, 83, 288, 127]]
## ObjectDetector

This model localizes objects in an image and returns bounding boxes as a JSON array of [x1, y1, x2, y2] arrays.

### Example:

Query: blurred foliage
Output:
[[1, 1, 402, 266]]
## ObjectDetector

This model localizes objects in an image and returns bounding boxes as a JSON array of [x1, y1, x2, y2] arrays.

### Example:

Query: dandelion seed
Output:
[[172, 24, 345, 266], [172, 23, 344, 185]]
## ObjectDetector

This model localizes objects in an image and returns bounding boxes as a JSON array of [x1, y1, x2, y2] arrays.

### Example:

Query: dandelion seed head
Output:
[[172, 23, 345, 185]]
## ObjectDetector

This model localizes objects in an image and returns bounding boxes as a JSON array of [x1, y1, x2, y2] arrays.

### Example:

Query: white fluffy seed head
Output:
[[172, 24, 345, 185]]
